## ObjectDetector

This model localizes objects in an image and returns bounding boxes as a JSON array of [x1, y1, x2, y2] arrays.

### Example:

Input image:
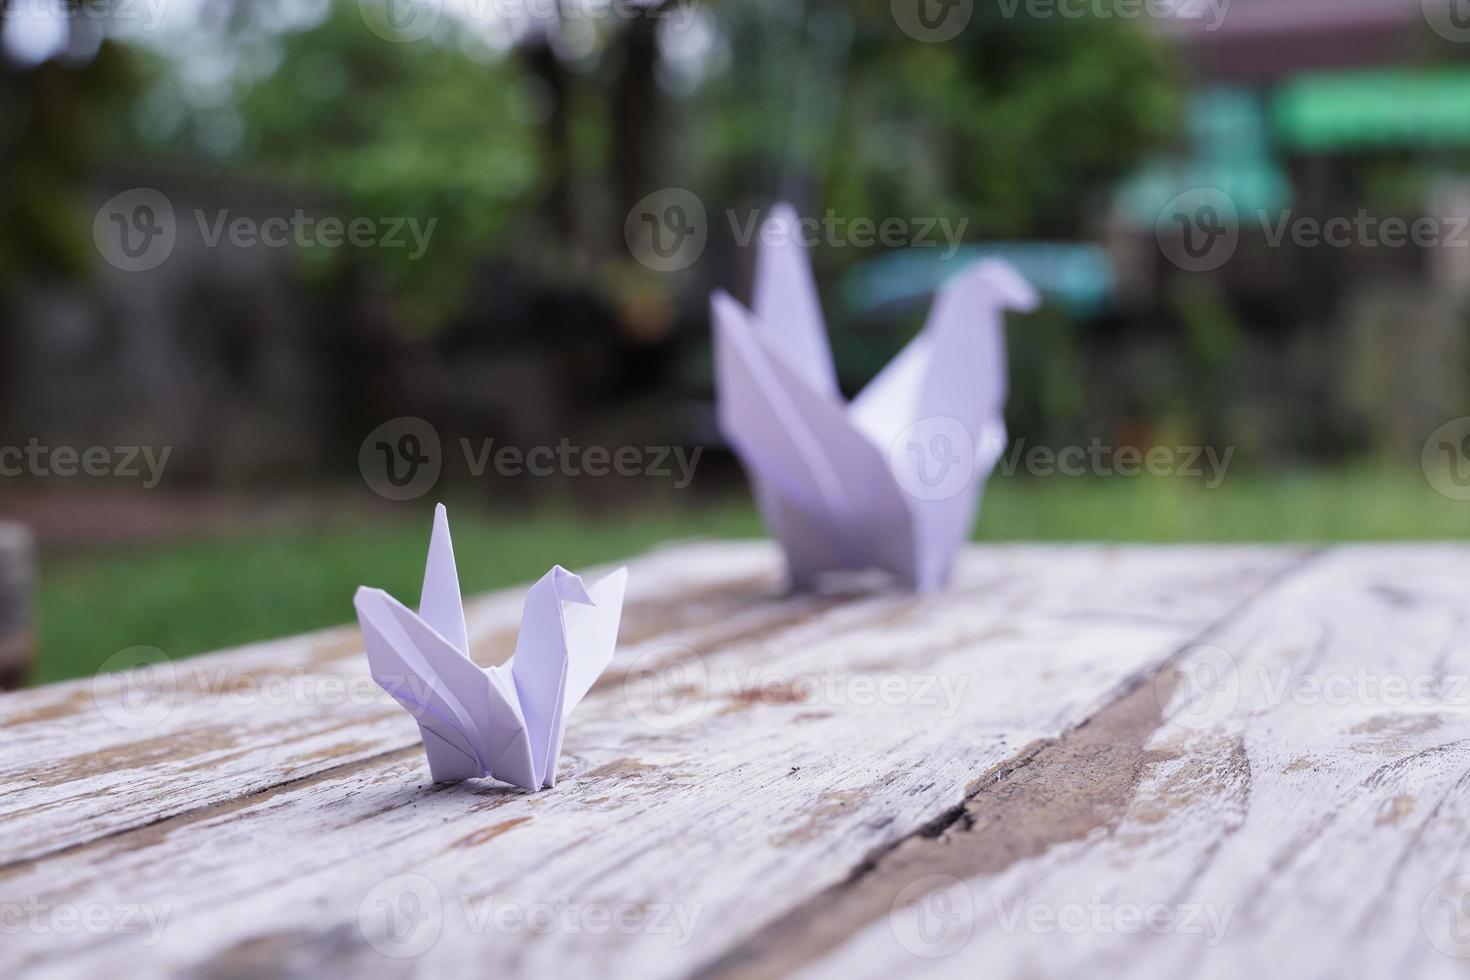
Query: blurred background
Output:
[[3, 0, 1470, 684]]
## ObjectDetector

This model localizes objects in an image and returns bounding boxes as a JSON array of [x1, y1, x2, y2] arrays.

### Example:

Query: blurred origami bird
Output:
[[354, 504, 627, 789], [712, 204, 1039, 592]]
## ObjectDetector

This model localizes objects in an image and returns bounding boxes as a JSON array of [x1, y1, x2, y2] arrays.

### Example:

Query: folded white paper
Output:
[[354, 504, 628, 789], [712, 204, 1039, 592]]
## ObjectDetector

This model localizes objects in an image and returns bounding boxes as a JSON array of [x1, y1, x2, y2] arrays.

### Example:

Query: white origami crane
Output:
[[712, 204, 1039, 593], [354, 504, 628, 789]]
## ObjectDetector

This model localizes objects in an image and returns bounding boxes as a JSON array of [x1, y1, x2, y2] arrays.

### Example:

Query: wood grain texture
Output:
[[771, 545, 1470, 980], [0, 541, 783, 864], [0, 542, 1306, 979]]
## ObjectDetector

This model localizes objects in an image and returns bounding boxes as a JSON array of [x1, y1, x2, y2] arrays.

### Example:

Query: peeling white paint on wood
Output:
[[807, 545, 1470, 980], [0, 542, 1306, 979]]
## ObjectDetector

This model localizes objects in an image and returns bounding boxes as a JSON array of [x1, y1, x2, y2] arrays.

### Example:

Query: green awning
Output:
[[1274, 69, 1470, 151]]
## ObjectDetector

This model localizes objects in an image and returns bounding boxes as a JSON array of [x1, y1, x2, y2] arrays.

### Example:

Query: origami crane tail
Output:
[[419, 502, 469, 655]]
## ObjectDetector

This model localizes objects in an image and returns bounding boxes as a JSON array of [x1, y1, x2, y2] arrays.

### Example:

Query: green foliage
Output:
[[701, 1, 1180, 240], [222, 8, 541, 319]]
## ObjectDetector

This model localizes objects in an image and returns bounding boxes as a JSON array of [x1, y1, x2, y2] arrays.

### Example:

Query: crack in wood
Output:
[[692, 549, 1323, 980]]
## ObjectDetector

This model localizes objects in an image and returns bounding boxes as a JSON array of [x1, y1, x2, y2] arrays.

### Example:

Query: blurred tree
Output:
[[0, 2, 141, 291], [697, 0, 1181, 241], [209, 4, 540, 323]]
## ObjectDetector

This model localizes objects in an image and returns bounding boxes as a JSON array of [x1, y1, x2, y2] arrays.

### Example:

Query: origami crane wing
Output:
[[355, 504, 627, 789], [356, 586, 531, 783], [712, 290, 916, 586]]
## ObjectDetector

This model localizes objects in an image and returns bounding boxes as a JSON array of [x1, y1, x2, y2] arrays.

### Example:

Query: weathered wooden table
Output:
[[6, 542, 1470, 979]]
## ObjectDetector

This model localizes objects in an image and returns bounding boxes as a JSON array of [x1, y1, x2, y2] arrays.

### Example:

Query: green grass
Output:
[[35, 468, 1470, 684]]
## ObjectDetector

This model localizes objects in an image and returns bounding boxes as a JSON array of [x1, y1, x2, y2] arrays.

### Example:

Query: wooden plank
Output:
[[0, 543, 1300, 979], [742, 545, 1470, 980], [0, 541, 786, 863], [0, 522, 34, 689]]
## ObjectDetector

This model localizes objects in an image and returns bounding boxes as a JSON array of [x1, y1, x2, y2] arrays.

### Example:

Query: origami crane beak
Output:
[[550, 565, 595, 606], [968, 259, 1042, 313]]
